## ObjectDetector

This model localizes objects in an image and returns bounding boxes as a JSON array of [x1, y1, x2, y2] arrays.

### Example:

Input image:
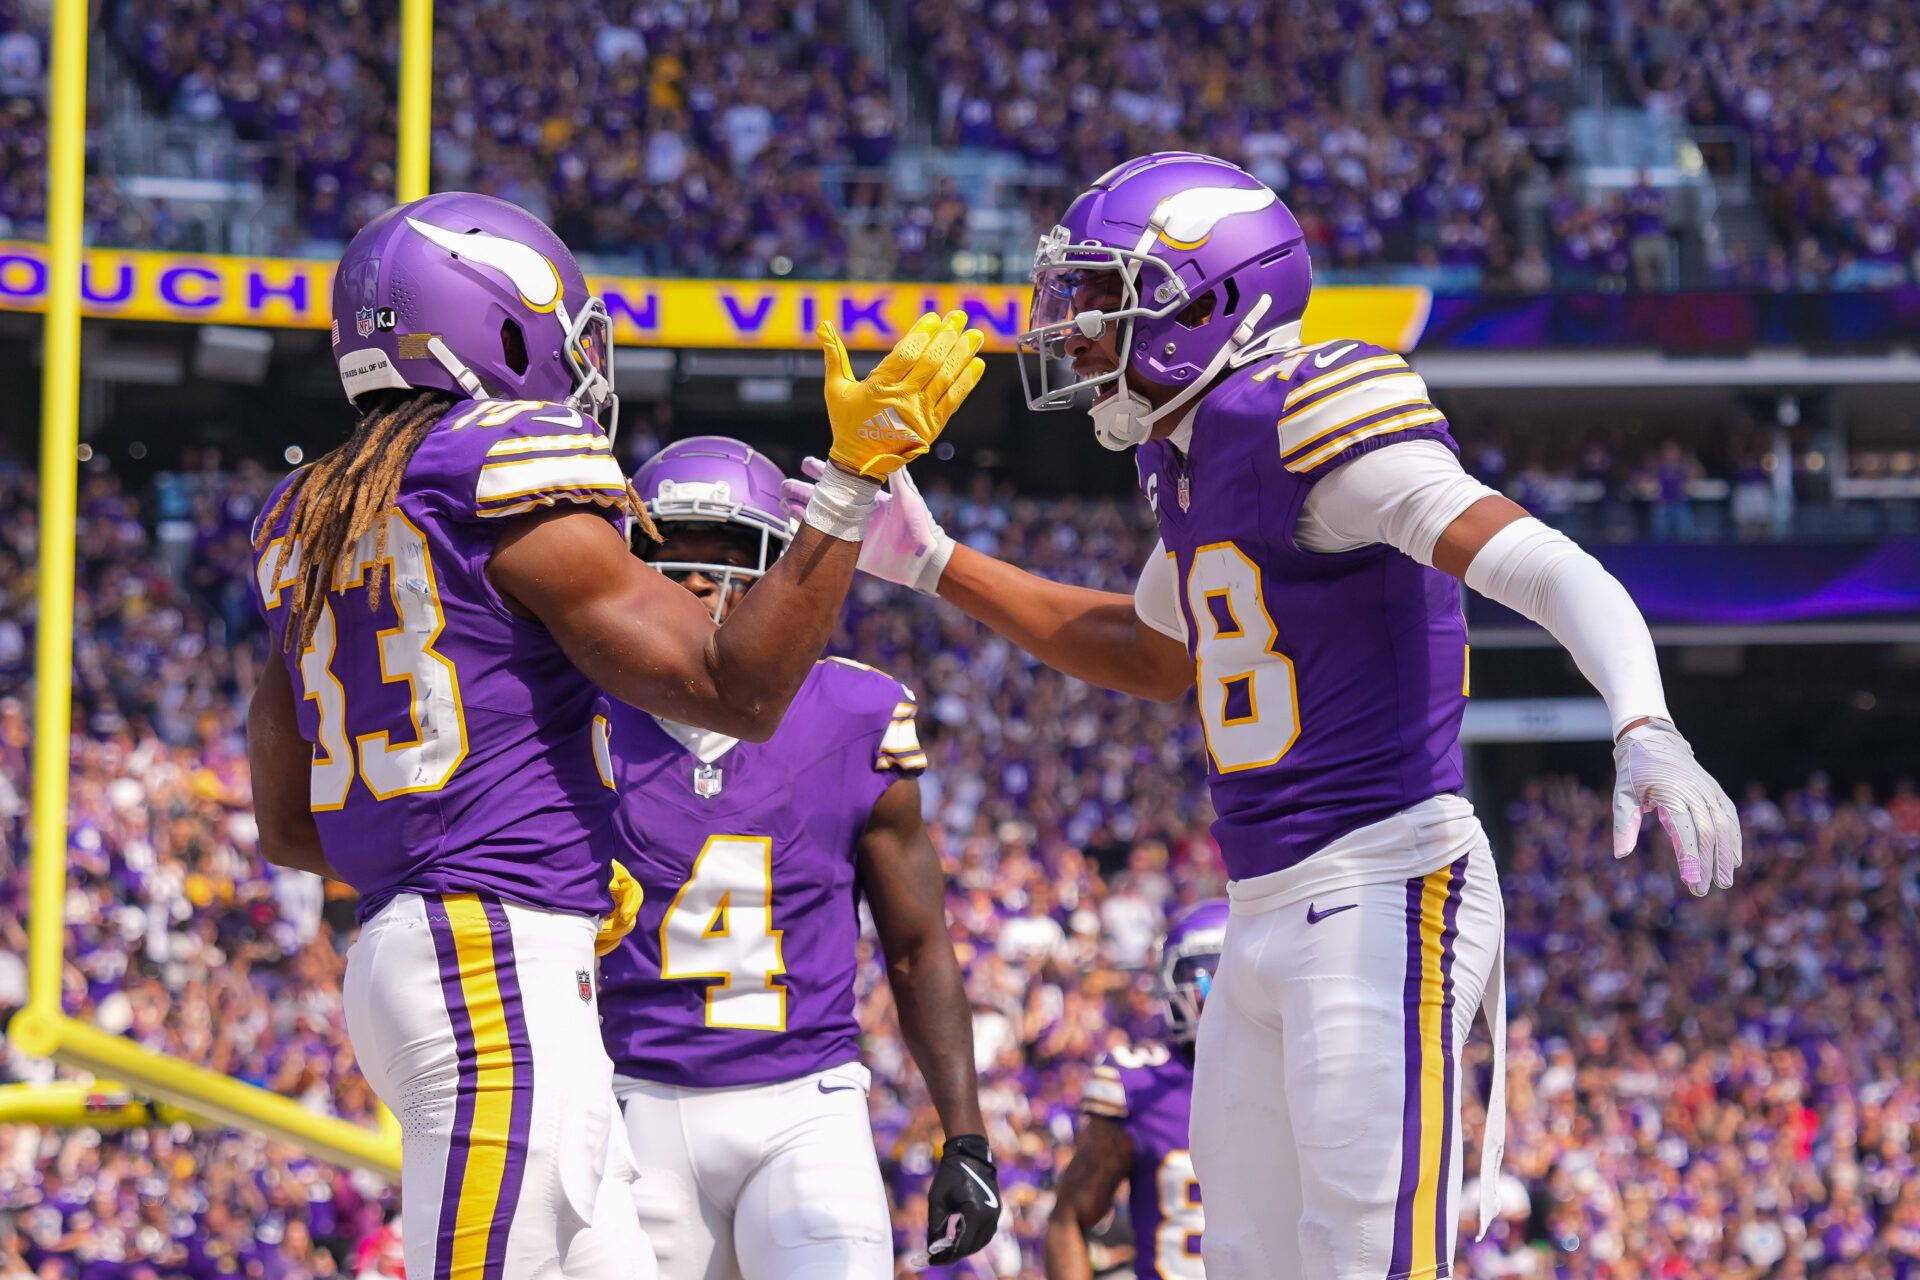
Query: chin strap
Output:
[[426, 336, 489, 400], [1090, 295, 1278, 452]]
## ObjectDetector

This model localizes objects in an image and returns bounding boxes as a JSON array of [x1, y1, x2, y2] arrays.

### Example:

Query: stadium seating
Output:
[[0, 0, 1882, 285]]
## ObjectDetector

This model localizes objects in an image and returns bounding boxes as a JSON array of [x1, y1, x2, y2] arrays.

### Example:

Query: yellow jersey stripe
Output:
[[1285, 408, 1447, 474], [445, 893, 517, 1278], [1409, 863, 1454, 1277]]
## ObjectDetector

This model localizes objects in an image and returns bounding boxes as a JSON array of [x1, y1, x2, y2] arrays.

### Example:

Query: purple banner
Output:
[[1422, 289, 1920, 353], [1467, 539, 1920, 627]]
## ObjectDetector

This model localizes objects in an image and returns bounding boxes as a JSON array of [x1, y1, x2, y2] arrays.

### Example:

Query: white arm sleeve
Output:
[[1295, 439, 1501, 563], [1133, 540, 1187, 643], [1463, 517, 1673, 739]]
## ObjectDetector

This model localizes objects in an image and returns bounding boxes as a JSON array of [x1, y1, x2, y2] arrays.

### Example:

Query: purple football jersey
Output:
[[251, 397, 631, 921], [596, 658, 925, 1088], [1135, 338, 1468, 882], [1081, 1042, 1202, 1279]]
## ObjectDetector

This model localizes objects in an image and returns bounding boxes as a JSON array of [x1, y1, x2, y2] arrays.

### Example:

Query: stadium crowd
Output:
[[1618, 0, 1920, 290], [101, 0, 896, 276], [907, 0, 1570, 285], [2, 448, 1920, 1277], [0, 0, 1886, 288]]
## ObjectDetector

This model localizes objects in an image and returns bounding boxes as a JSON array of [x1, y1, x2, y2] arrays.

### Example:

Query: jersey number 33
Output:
[[256, 515, 470, 808]]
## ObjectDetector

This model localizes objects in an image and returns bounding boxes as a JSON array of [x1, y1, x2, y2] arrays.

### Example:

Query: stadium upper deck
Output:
[[1, 1, 1915, 290]]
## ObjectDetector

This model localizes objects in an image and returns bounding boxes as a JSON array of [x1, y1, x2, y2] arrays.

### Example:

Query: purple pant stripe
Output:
[[1433, 854, 1468, 1274], [424, 897, 477, 1280], [479, 897, 534, 1280], [1389, 874, 1427, 1277]]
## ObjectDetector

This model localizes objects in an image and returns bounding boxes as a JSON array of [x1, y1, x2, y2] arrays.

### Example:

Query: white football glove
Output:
[[1611, 719, 1742, 897], [780, 456, 955, 595]]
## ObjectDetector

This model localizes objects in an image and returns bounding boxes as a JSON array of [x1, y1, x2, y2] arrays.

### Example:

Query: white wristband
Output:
[[911, 534, 956, 595], [802, 465, 881, 541]]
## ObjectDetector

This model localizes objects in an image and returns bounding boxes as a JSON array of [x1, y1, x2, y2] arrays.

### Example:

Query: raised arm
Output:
[[936, 542, 1194, 702], [489, 511, 859, 741], [779, 463, 1194, 703], [493, 311, 985, 741]]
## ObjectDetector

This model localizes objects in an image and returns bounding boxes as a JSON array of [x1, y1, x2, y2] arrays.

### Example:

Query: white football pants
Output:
[[612, 1062, 893, 1280], [344, 892, 655, 1279], [1191, 798, 1507, 1280]]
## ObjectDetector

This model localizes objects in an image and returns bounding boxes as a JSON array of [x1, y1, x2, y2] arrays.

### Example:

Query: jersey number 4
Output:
[[658, 835, 788, 1031], [1186, 543, 1300, 773], [257, 515, 469, 807]]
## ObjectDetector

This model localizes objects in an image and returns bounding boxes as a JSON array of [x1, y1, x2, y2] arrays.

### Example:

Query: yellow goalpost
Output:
[[5, 0, 438, 1180]]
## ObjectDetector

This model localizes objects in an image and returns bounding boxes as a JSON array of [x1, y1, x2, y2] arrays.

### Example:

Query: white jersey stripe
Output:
[[476, 453, 628, 505], [1286, 408, 1448, 473], [487, 433, 613, 458]]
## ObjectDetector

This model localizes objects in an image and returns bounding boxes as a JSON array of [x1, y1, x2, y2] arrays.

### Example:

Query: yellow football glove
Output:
[[820, 310, 987, 480], [595, 860, 642, 957]]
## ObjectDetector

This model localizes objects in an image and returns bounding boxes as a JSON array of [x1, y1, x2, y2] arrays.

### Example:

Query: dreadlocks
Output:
[[255, 391, 658, 654], [253, 389, 452, 655]]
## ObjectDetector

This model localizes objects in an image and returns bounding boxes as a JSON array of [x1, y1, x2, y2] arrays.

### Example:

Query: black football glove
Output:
[[925, 1133, 999, 1263]]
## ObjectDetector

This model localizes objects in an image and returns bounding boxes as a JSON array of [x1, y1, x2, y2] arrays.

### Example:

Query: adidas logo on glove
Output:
[[857, 407, 917, 442]]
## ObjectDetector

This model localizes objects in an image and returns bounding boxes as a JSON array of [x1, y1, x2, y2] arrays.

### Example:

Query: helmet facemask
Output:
[[1016, 225, 1193, 416], [558, 294, 619, 441], [1158, 935, 1223, 1043], [639, 488, 793, 623]]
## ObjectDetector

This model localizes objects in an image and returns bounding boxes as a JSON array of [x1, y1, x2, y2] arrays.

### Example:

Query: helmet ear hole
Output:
[[500, 318, 529, 375], [1174, 290, 1217, 330]]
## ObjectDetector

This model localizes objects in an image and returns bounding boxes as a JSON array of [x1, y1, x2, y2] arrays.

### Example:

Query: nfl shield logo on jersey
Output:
[[1177, 474, 1192, 512], [355, 306, 377, 339], [693, 763, 724, 799], [576, 969, 592, 1002]]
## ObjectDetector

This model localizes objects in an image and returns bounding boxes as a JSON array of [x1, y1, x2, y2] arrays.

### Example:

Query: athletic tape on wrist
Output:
[[803, 466, 881, 541]]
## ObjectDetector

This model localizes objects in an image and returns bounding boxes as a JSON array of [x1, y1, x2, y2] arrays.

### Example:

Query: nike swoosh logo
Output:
[[1306, 901, 1357, 924], [1313, 342, 1359, 368], [406, 217, 563, 309], [961, 1162, 999, 1209], [817, 1081, 858, 1094]]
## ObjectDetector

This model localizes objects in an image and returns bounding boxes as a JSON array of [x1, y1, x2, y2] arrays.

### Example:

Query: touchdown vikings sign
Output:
[[0, 240, 1433, 354]]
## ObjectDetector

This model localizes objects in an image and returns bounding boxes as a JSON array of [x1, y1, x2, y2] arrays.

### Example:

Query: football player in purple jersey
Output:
[[586, 437, 997, 1280], [1046, 901, 1226, 1280], [785, 153, 1743, 1279], [245, 193, 984, 1280]]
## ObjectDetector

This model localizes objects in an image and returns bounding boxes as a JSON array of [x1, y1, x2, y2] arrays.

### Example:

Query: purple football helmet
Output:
[[1017, 152, 1313, 450], [1157, 899, 1229, 1043], [330, 191, 617, 433], [631, 437, 795, 619]]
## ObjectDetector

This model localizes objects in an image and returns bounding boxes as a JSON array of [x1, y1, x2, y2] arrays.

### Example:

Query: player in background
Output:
[[587, 436, 998, 1279], [246, 192, 985, 1280], [1046, 901, 1226, 1280], [783, 153, 1743, 1279]]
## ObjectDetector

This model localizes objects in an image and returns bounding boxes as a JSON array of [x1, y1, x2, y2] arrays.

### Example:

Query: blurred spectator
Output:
[[1643, 439, 1704, 540], [1626, 172, 1669, 288]]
